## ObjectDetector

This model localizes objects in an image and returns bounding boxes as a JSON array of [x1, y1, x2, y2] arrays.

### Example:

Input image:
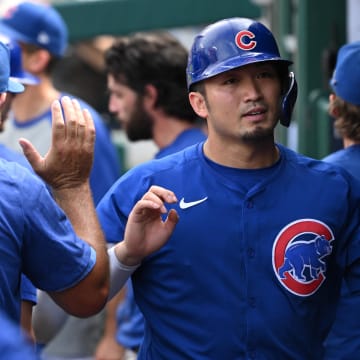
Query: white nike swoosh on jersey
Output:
[[179, 196, 208, 209]]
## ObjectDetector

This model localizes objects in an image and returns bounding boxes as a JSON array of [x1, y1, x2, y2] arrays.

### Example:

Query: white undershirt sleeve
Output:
[[108, 245, 140, 300]]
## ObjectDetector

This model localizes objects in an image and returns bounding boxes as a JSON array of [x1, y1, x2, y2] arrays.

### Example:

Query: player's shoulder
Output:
[[280, 144, 359, 186], [114, 142, 202, 194], [132, 142, 201, 175], [0, 159, 44, 200], [0, 158, 34, 179], [61, 93, 104, 123]]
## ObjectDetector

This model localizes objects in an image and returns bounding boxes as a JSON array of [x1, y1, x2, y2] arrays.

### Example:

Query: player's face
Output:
[[107, 74, 153, 141], [196, 62, 282, 144]]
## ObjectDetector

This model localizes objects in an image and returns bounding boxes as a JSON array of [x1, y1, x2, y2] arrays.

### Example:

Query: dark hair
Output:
[[330, 96, 360, 141], [105, 32, 197, 123]]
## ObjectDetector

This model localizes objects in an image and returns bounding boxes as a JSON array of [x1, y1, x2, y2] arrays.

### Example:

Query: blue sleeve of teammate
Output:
[[324, 285, 360, 359], [20, 274, 37, 304], [324, 175, 360, 359], [19, 173, 96, 291]]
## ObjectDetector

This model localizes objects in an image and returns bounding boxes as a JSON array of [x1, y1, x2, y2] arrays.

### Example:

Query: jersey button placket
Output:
[[248, 296, 256, 308], [246, 199, 254, 209]]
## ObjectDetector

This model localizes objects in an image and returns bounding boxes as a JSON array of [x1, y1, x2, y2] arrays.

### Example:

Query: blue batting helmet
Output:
[[0, 35, 39, 86], [8, 38, 40, 86], [186, 17, 297, 126]]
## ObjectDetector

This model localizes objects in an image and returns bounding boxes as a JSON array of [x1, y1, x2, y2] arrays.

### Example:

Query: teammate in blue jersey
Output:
[[96, 32, 206, 359], [0, 37, 38, 167], [0, 1, 121, 205], [0, 2, 120, 357], [98, 18, 360, 359], [3, 36, 40, 340], [322, 41, 360, 358], [322, 41, 360, 180], [0, 40, 109, 326]]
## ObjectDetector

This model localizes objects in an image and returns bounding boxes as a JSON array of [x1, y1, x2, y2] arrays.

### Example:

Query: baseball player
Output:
[[0, 1, 121, 205], [96, 32, 206, 359], [99, 18, 360, 359], [0, 40, 109, 325], [322, 41, 360, 358], [0, 2, 121, 356], [2, 37, 40, 339]]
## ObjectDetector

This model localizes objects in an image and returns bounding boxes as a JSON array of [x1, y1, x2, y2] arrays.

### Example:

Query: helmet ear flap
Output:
[[280, 71, 297, 127]]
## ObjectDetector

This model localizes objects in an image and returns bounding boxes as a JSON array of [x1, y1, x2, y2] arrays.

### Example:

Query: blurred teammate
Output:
[[0, 1, 121, 204], [95, 32, 206, 359], [2, 36, 40, 340], [322, 41, 360, 358], [0, 2, 121, 357], [0, 39, 109, 329]]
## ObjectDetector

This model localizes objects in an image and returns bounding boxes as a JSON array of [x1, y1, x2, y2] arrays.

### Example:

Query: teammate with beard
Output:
[[95, 31, 206, 359]]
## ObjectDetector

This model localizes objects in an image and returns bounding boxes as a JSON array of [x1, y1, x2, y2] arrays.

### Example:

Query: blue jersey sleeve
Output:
[[0, 161, 96, 320], [20, 274, 37, 304]]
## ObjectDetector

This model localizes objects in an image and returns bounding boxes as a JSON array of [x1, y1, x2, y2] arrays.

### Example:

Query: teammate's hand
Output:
[[18, 96, 95, 190], [116, 185, 179, 266]]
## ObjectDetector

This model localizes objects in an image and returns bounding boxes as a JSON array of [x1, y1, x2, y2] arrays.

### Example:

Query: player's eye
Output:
[[223, 77, 238, 85], [256, 71, 275, 79]]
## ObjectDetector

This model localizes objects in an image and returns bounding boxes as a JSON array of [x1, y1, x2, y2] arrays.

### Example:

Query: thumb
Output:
[[19, 138, 43, 172], [164, 209, 179, 232]]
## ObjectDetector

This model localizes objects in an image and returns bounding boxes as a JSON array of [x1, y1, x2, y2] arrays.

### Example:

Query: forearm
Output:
[[49, 181, 110, 314], [104, 288, 125, 335], [52, 181, 104, 251], [108, 246, 139, 300]]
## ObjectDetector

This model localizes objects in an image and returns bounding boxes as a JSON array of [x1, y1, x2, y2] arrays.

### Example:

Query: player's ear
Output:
[[25, 49, 51, 74], [328, 94, 340, 118], [143, 84, 158, 111], [189, 91, 208, 119]]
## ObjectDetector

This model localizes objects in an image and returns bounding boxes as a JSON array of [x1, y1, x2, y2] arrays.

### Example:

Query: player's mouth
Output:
[[242, 107, 267, 122]]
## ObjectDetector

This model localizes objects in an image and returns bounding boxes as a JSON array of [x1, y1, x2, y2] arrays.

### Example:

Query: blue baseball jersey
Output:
[[322, 144, 360, 181], [0, 159, 96, 323], [0, 145, 38, 304], [115, 128, 206, 349], [0, 94, 121, 205], [0, 310, 40, 359], [97, 142, 360, 359], [0, 144, 31, 168], [323, 145, 360, 358]]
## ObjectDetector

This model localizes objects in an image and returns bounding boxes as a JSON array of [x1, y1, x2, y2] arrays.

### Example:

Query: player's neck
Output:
[[153, 115, 195, 150], [343, 137, 360, 148], [11, 82, 61, 122], [203, 138, 279, 169]]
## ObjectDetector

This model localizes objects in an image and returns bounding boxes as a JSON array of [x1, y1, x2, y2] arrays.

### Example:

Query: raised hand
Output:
[[18, 96, 95, 190], [116, 185, 179, 266]]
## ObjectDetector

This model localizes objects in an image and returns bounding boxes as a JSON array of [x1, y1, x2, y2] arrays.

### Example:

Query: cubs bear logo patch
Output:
[[272, 219, 334, 296]]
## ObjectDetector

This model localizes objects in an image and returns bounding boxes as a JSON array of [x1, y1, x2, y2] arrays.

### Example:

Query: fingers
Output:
[[18, 138, 42, 171], [51, 99, 66, 145], [141, 186, 177, 213], [52, 97, 95, 146], [82, 108, 96, 153], [166, 208, 179, 227]]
